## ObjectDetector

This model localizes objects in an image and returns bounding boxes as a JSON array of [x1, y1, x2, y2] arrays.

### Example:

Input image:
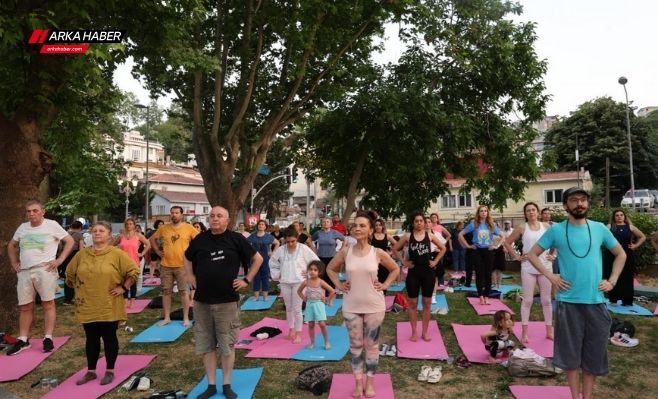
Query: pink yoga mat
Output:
[[125, 299, 152, 314], [385, 296, 395, 311], [634, 278, 640, 287], [41, 355, 156, 399], [0, 336, 70, 382], [142, 276, 161, 286], [328, 373, 394, 399], [511, 322, 553, 358], [467, 297, 515, 316], [396, 321, 449, 360], [245, 324, 311, 359], [236, 317, 289, 350], [452, 323, 504, 364], [509, 385, 571, 399]]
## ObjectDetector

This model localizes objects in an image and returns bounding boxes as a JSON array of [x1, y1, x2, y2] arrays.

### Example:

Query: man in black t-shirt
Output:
[[184, 206, 263, 399]]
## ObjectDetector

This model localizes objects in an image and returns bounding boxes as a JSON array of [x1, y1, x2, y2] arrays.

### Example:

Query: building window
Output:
[[202, 206, 209, 214], [155, 205, 165, 215], [545, 189, 563, 204], [131, 149, 140, 161], [458, 194, 472, 208], [441, 195, 457, 209]]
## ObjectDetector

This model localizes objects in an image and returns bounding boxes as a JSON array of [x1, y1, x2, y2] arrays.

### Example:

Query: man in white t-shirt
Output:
[[6, 199, 74, 355]]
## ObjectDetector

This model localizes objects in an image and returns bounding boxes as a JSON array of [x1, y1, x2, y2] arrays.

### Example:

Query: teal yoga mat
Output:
[[188, 367, 263, 399], [240, 295, 277, 311], [291, 325, 350, 361], [416, 294, 449, 312], [606, 301, 654, 316], [131, 320, 192, 343]]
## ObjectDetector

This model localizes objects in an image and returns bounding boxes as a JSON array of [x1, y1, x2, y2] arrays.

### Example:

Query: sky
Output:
[[114, 0, 658, 118]]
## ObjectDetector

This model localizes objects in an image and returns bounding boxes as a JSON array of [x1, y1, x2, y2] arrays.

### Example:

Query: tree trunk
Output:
[[342, 151, 367, 225], [0, 114, 51, 332]]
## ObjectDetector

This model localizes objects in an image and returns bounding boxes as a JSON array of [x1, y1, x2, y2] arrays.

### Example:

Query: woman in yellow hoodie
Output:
[[66, 221, 139, 386]]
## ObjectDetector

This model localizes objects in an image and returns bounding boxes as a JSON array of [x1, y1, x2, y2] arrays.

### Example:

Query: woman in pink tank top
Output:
[[114, 218, 150, 307], [326, 210, 399, 399]]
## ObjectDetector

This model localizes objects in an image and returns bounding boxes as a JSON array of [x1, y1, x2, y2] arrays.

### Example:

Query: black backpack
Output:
[[148, 296, 163, 309], [610, 318, 635, 337], [295, 364, 332, 396]]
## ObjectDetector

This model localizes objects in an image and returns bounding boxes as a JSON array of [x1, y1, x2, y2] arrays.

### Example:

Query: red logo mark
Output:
[[28, 29, 50, 44]]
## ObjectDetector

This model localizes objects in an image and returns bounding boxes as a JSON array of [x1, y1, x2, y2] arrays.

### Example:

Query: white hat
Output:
[[504, 220, 511, 224]]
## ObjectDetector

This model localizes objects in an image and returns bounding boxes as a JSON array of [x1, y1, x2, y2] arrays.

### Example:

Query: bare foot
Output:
[[293, 335, 302, 344], [352, 381, 364, 398], [364, 385, 376, 398], [263, 295, 269, 302], [325, 342, 332, 350], [522, 335, 529, 344], [410, 333, 418, 342], [488, 357, 500, 364], [183, 319, 191, 327], [422, 334, 432, 342], [546, 327, 554, 340], [484, 300, 491, 305], [307, 343, 315, 349], [288, 330, 295, 340], [159, 319, 171, 326], [252, 296, 259, 301]]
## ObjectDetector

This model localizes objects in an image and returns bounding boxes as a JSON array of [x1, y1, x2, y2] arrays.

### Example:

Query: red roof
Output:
[[446, 170, 588, 187], [149, 173, 203, 185], [153, 190, 209, 204]]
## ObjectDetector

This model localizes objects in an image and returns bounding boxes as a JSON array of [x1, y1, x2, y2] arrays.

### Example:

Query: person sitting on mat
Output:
[[297, 260, 335, 350], [481, 310, 515, 364], [65, 221, 139, 386]]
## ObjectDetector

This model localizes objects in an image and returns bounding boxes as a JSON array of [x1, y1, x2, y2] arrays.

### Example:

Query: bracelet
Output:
[[243, 277, 250, 284]]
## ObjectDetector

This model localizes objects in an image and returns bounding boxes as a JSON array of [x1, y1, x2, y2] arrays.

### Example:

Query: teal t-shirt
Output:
[[463, 222, 502, 249], [536, 220, 618, 304]]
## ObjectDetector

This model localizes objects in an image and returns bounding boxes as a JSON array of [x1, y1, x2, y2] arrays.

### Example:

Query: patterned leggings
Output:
[[343, 311, 385, 377]]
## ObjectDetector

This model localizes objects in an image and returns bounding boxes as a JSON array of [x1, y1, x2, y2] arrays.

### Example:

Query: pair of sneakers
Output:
[[417, 365, 442, 383], [379, 343, 396, 356], [610, 332, 639, 347], [7, 337, 53, 356]]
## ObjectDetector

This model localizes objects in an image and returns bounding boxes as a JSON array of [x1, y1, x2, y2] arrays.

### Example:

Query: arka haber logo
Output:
[[28, 29, 125, 55]]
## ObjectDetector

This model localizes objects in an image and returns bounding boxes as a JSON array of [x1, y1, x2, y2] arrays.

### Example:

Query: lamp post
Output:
[[118, 177, 138, 219], [135, 104, 150, 230], [618, 76, 635, 209]]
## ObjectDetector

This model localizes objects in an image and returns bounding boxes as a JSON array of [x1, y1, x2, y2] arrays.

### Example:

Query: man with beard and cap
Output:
[[527, 187, 626, 399]]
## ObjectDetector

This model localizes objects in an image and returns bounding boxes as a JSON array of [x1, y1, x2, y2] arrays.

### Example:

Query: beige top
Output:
[[342, 246, 385, 314], [66, 246, 139, 323]]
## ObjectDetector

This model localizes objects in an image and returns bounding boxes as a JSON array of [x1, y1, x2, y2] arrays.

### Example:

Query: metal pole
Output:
[[145, 107, 150, 230], [619, 77, 635, 210], [575, 134, 580, 188], [125, 192, 130, 220], [306, 179, 311, 228]]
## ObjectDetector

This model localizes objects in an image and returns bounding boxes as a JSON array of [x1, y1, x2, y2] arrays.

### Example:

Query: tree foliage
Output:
[[294, 0, 547, 220], [544, 97, 658, 204], [126, 0, 408, 222], [251, 138, 293, 219]]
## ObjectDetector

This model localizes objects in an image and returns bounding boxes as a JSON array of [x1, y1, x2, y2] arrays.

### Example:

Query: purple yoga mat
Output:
[[452, 323, 505, 364], [511, 322, 554, 358], [235, 317, 289, 350], [509, 385, 571, 399], [142, 276, 161, 286], [328, 373, 394, 399], [396, 321, 449, 360], [41, 355, 156, 399], [466, 297, 515, 316], [0, 336, 70, 382], [245, 324, 311, 359], [125, 299, 151, 314]]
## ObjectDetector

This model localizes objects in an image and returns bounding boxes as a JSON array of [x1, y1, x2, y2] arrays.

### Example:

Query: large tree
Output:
[[295, 0, 547, 221], [0, 1, 127, 329], [544, 97, 658, 204], [127, 0, 407, 223]]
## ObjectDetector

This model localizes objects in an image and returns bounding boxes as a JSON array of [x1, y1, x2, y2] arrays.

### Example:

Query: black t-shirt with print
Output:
[[185, 230, 256, 304]]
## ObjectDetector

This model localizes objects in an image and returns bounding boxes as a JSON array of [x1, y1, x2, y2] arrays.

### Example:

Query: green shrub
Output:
[[550, 207, 657, 270]]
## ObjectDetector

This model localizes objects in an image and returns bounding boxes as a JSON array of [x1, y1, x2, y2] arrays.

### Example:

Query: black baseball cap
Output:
[[562, 187, 590, 204]]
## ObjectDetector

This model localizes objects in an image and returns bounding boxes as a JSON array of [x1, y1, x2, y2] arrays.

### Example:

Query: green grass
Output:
[[2, 272, 658, 399]]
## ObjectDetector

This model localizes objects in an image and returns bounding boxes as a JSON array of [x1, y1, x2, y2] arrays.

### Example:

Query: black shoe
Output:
[[43, 337, 54, 352], [7, 339, 31, 356]]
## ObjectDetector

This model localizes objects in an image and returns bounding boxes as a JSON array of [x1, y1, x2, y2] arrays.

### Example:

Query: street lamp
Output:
[[118, 176, 138, 219], [618, 76, 635, 209], [135, 103, 150, 230]]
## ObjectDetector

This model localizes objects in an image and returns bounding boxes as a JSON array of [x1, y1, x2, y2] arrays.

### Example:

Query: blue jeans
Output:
[[452, 248, 466, 271], [253, 262, 270, 292]]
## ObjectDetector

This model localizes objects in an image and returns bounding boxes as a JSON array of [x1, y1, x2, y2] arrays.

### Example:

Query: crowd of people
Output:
[[6, 188, 658, 399]]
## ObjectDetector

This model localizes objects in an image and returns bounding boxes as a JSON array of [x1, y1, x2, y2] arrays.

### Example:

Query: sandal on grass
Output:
[[427, 366, 442, 383], [417, 365, 432, 381]]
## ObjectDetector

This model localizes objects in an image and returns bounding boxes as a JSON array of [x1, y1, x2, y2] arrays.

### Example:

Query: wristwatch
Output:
[[243, 276, 250, 284]]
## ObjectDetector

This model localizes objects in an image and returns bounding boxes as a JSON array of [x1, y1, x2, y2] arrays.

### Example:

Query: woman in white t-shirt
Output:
[[503, 202, 555, 343]]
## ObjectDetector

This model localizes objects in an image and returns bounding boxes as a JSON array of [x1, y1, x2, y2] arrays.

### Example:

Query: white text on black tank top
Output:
[[410, 241, 430, 256]]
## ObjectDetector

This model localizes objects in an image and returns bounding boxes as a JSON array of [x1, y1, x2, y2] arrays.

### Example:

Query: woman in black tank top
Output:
[[372, 219, 397, 284], [392, 213, 446, 342]]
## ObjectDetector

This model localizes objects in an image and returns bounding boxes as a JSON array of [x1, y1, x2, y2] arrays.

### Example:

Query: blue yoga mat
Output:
[[606, 301, 654, 316], [454, 284, 521, 294], [188, 367, 263, 399], [131, 320, 192, 343], [386, 282, 406, 292], [501, 273, 513, 279], [325, 298, 343, 317], [240, 296, 277, 311], [138, 286, 155, 296], [291, 326, 350, 361], [416, 294, 449, 312]]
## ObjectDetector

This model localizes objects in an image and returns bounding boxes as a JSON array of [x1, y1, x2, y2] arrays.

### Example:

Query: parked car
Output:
[[649, 190, 658, 208], [620, 189, 654, 212]]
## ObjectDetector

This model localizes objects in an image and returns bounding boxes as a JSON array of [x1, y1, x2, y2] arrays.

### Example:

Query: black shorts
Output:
[[406, 266, 435, 298]]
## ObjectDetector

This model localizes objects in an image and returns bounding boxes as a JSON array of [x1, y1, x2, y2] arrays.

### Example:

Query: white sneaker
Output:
[[386, 344, 397, 357], [417, 365, 432, 381], [427, 366, 442, 383], [445, 287, 454, 293], [379, 343, 389, 356], [610, 332, 638, 347], [136, 377, 151, 391], [431, 295, 437, 304]]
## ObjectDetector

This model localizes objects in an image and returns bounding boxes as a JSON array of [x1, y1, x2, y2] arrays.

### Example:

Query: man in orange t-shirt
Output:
[[150, 206, 198, 326]]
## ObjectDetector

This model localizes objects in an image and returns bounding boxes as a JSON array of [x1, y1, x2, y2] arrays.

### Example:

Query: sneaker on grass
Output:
[[610, 332, 639, 348], [7, 339, 31, 356], [42, 337, 54, 352]]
